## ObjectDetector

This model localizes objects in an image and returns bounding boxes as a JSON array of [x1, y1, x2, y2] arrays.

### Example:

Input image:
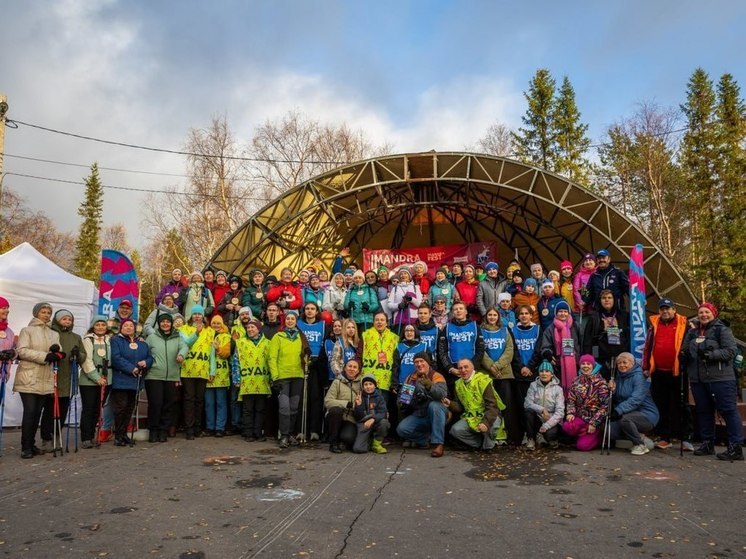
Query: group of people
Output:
[[0, 247, 742, 462]]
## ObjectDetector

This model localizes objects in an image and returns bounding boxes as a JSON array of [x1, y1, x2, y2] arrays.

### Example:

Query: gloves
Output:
[[361, 302, 370, 312], [45, 352, 60, 363], [70, 346, 80, 360], [703, 351, 712, 361], [46, 344, 66, 363], [420, 377, 433, 390], [609, 410, 621, 421], [398, 301, 408, 310], [346, 401, 353, 409], [349, 302, 356, 310]]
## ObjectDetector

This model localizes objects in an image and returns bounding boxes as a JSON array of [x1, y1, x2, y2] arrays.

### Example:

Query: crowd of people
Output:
[[0, 247, 742, 462]]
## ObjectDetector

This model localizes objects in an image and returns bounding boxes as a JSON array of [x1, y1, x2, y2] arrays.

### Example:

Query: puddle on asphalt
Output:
[[110, 507, 138, 514], [463, 448, 573, 486], [235, 475, 289, 488], [255, 489, 304, 502]]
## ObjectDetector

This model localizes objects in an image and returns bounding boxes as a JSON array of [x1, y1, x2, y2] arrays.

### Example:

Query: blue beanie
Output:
[[190, 304, 205, 317], [524, 278, 538, 289], [485, 262, 499, 271], [555, 300, 571, 313]]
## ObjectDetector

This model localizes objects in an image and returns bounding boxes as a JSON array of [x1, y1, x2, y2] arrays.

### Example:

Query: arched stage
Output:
[[208, 152, 698, 312]]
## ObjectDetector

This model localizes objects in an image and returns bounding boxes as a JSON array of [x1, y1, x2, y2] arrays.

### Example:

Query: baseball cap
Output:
[[658, 298, 675, 309]]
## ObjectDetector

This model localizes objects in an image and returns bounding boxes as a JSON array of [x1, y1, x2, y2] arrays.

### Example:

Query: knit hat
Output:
[[352, 270, 366, 281], [229, 276, 243, 288], [54, 309, 73, 322], [0, 296, 8, 308], [161, 293, 175, 303], [463, 264, 475, 273], [247, 319, 262, 330], [285, 309, 299, 317], [579, 354, 596, 365], [361, 373, 378, 387], [698, 302, 719, 318], [435, 267, 448, 276], [524, 278, 537, 290], [541, 279, 555, 290], [210, 315, 226, 331], [433, 295, 446, 303], [119, 318, 136, 332], [398, 267, 412, 281], [215, 270, 227, 278], [497, 293, 512, 303], [560, 260, 573, 271], [511, 269, 523, 279], [90, 314, 108, 328], [538, 360, 554, 374], [377, 265, 389, 273], [582, 253, 597, 262], [238, 306, 252, 316], [555, 300, 571, 313], [413, 351, 431, 364], [266, 275, 278, 284], [485, 262, 499, 271], [33, 302, 52, 318], [173, 313, 185, 324], [157, 313, 174, 328], [506, 263, 520, 274], [344, 268, 355, 276], [190, 304, 205, 317], [190, 271, 205, 282]]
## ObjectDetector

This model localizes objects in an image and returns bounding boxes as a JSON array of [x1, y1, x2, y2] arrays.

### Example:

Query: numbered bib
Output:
[[607, 326, 621, 346], [562, 338, 574, 356]]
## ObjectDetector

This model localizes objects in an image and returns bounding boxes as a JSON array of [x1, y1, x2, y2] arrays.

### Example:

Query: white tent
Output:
[[0, 243, 97, 426]]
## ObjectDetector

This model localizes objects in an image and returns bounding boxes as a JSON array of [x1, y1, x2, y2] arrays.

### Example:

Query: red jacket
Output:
[[267, 281, 303, 310]]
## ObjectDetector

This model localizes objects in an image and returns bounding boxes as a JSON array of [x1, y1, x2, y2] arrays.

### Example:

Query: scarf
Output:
[[553, 314, 577, 396], [0, 319, 7, 331]]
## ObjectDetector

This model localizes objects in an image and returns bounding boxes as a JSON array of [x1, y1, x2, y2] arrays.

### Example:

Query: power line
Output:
[[3, 171, 264, 201], [1, 152, 268, 183], [6, 118, 349, 165]]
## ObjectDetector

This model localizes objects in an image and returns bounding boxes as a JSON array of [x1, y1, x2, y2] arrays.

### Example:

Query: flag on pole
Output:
[[629, 244, 647, 364], [98, 250, 140, 321]]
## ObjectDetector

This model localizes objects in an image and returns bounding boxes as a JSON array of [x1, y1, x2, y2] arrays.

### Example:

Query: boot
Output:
[[693, 441, 715, 456], [149, 430, 158, 443], [716, 444, 744, 462], [371, 439, 388, 454], [158, 430, 168, 443]]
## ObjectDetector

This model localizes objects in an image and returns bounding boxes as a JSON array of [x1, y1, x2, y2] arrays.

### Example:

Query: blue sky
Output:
[[1, 0, 744, 250]]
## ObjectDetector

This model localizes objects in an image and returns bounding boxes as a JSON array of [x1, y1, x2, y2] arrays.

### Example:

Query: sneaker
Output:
[[549, 440, 559, 449], [329, 443, 343, 453], [81, 440, 94, 449], [279, 436, 289, 449], [642, 436, 655, 451], [655, 439, 671, 450], [630, 444, 649, 456], [310, 432, 320, 442], [526, 438, 536, 451], [288, 435, 300, 446], [694, 441, 715, 456], [41, 439, 52, 453], [536, 433, 548, 447], [371, 439, 388, 454], [716, 444, 744, 462], [21, 449, 34, 459], [521, 434, 529, 446], [214, 431, 225, 438], [495, 439, 508, 447], [682, 441, 694, 452]]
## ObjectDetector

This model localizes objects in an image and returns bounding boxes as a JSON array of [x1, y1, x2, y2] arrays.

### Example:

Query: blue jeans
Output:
[[691, 380, 743, 445], [230, 385, 242, 430], [205, 387, 228, 431], [397, 400, 447, 445]]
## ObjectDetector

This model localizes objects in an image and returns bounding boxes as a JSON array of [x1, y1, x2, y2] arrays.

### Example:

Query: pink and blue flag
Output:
[[629, 244, 647, 363], [98, 250, 140, 321]]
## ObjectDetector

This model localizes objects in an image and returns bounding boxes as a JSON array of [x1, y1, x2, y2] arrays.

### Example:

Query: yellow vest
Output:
[[454, 371, 506, 439], [179, 324, 215, 379], [361, 328, 399, 391], [235, 335, 271, 397]]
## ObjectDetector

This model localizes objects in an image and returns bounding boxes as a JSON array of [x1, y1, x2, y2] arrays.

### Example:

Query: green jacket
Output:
[[146, 328, 188, 382], [51, 315, 87, 396], [81, 333, 112, 386], [268, 329, 307, 382]]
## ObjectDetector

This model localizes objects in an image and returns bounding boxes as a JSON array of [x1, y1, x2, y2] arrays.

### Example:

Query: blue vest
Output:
[[512, 324, 540, 366], [417, 324, 439, 355], [446, 321, 478, 364], [482, 326, 508, 362], [298, 320, 325, 357], [323, 338, 337, 380], [396, 341, 427, 384]]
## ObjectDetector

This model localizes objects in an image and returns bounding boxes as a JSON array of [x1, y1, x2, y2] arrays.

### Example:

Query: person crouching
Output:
[[352, 374, 390, 454], [324, 359, 363, 453]]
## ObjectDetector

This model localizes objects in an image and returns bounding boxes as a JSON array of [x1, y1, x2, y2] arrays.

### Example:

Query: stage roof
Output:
[[209, 152, 698, 312]]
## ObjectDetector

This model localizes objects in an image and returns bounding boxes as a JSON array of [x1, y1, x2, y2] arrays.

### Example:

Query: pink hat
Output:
[[0, 296, 8, 308], [579, 354, 596, 365], [698, 302, 719, 318], [560, 260, 573, 270]]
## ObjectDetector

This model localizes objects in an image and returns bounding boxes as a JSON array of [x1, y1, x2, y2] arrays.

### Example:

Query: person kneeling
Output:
[[324, 359, 363, 453], [446, 359, 506, 451], [352, 374, 390, 454], [523, 360, 565, 450]]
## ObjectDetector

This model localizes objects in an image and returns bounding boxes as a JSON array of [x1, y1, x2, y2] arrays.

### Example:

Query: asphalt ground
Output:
[[0, 430, 743, 559]]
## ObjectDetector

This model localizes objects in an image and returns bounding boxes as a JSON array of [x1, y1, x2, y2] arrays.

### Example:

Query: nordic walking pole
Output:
[[0, 358, 9, 455], [94, 363, 106, 448], [70, 347, 80, 452], [300, 349, 311, 444], [52, 362, 64, 457], [601, 359, 616, 455]]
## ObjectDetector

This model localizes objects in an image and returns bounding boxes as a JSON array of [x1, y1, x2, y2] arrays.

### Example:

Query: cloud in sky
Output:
[[1, 0, 744, 253]]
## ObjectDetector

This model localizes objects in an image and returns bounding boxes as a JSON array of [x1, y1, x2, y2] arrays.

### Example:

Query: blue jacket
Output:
[[354, 388, 388, 423], [613, 363, 659, 426], [110, 334, 153, 391]]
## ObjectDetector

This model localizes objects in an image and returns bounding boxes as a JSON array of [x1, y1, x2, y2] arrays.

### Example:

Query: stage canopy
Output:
[[208, 152, 698, 312]]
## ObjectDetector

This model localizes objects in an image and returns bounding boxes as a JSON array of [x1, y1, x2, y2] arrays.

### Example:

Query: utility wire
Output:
[[6, 118, 348, 165]]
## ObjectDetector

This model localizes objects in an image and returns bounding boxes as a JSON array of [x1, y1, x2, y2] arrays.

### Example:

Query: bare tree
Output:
[[475, 122, 514, 157], [101, 223, 130, 253]]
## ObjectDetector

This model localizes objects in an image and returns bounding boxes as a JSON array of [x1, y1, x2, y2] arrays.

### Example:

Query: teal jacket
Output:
[[146, 328, 188, 382]]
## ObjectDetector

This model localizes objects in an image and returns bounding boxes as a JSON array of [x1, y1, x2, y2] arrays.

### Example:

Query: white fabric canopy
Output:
[[0, 243, 97, 426]]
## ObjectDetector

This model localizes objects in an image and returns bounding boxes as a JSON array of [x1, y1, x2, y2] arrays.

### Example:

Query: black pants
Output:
[[242, 394, 267, 437], [41, 395, 70, 441], [79, 385, 108, 442], [295, 360, 325, 437], [382, 389, 398, 436], [326, 407, 357, 447], [277, 378, 303, 436], [145, 379, 178, 434], [494, 378, 523, 444], [182, 377, 207, 433], [19, 392, 47, 452], [515, 381, 531, 437], [111, 389, 137, 439], [650, 370, 693, 442], [524, 410, 559, 441]]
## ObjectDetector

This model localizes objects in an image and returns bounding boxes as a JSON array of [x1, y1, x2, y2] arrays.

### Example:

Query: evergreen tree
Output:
[[552, 76, 592, 184], [73, 163, 104, 281], [714, 73, 746, 334], [512, 69, 557, 170], [680, 68, 718, 300]]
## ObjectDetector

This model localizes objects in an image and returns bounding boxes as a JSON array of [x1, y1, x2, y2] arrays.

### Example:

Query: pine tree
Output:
[[680, 68, 718, 300], [512, 69, 557, 170], [73, 163, 104, 281], [713, 73, 746, 334], [552, 76, 592, 184]]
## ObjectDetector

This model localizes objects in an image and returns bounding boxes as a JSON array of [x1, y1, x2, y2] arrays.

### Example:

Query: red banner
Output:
[[362, 242, 498, 274]]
